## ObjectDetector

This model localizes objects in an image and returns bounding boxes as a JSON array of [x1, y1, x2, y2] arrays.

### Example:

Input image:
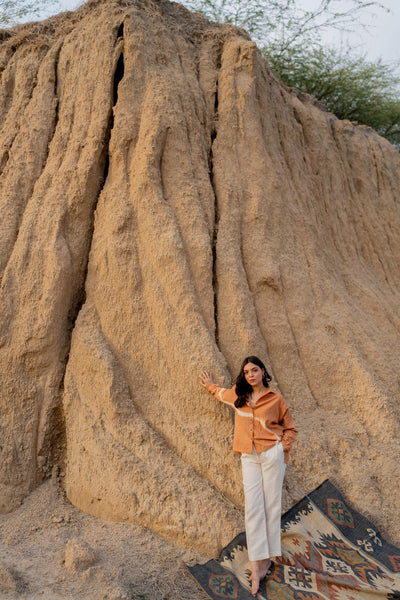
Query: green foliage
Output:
[[264, 45, 400, 148], [0, 0, 60, 26], [181, 0, 399, 149]]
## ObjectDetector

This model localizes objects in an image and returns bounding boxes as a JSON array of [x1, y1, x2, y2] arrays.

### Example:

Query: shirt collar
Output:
[[247, 386, 272, 404]]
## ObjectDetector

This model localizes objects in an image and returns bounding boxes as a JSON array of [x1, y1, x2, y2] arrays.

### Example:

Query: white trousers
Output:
[[240, 442, 286, 561]]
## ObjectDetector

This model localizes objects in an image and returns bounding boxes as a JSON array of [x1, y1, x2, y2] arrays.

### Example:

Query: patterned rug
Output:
[[187, 479, 400, 600]]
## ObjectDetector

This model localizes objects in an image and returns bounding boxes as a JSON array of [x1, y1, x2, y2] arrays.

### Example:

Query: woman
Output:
[[200, 356, 297, 596]]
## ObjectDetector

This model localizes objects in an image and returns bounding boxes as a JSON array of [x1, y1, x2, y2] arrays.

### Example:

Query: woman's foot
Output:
[[249, 559, 271, 596]]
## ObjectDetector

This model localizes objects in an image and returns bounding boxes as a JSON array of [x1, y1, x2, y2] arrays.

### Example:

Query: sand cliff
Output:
[[0, 0, 399, 557]]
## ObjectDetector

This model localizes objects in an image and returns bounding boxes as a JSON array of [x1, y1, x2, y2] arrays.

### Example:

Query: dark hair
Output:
[[234, 356, 272, 408]]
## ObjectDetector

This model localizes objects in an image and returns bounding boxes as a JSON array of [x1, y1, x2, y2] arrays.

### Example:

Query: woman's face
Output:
[[243, 362, 264, 387]]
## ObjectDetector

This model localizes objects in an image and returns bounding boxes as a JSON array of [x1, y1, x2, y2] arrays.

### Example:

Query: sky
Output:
[[40, 0, 400, 65], [296, 0, 400, 64]]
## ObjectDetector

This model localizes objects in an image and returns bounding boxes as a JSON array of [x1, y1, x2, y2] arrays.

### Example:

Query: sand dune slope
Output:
[[0, 0, 399, 554]]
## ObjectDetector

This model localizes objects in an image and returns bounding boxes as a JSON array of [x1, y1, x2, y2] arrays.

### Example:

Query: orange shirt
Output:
[[208, 384, 297, 463]]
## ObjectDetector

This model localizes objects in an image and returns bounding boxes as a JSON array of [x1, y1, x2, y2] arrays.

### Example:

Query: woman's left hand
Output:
[[281, 438, 290, 451]]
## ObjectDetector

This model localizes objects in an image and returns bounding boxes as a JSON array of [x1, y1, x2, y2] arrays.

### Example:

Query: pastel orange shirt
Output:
[[208, 384, 297, 463]]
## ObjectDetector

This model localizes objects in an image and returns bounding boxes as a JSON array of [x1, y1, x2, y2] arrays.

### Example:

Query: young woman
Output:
[[200, 356, 297, 596]]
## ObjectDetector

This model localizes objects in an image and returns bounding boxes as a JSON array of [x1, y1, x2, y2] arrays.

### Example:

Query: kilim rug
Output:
[[187, 479, 400, 600]]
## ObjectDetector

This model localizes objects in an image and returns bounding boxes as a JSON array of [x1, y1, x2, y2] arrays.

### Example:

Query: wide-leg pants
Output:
[[241, 442, 286, 561]]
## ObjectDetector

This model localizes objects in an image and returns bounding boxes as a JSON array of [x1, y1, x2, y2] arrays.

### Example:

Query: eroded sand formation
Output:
[[0, 0, 400, 558]]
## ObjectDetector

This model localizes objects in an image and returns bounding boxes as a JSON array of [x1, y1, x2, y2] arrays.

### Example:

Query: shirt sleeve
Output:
[[279, 397, 298, 451], [207, 383, 237, 408]]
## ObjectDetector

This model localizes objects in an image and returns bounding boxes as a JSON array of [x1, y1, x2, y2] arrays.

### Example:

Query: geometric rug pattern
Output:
[[188, 480, 400, 599]]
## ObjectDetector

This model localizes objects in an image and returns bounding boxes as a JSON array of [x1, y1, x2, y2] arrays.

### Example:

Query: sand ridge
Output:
[[0, 0, 399, 573]]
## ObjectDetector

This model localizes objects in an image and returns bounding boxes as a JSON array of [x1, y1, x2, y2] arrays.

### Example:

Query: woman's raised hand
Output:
[[200, 370, 214, 390]]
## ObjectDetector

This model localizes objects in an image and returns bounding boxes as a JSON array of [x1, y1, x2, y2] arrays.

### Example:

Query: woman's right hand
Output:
[[200, 370, 214, 390]]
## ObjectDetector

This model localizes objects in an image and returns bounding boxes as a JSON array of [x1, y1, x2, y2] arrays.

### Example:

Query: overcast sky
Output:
[[51, 0, 400, 64], [297, 0, 399, 64]]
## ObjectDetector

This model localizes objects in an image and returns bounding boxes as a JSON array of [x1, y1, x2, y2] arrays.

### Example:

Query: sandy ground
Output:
[[0, 475, 211, 599], [1, 0, 400, 556]]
